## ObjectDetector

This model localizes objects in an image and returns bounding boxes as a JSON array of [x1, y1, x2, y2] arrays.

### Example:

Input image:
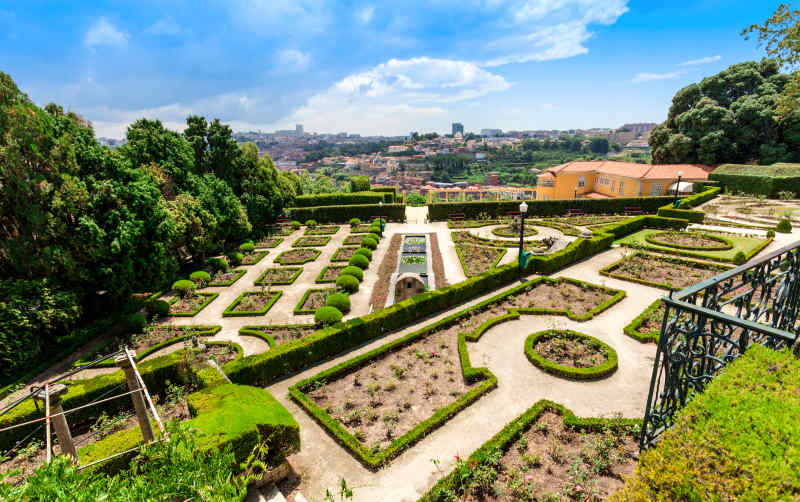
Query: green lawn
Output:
[[615, 229, 771, 262]]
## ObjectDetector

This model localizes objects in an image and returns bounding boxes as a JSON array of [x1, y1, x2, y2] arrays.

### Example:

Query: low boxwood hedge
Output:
[[314, 306, 343, 325], [348, 253, 370, 269], [341, 265, 363, 281], [292, 235, 332, 247], [238, 324, 316, 350], [599, 252, 732, 291], [524, 329, 618, 380], [314, 265, 345, 284], [624, 299, 664, 343], [644, 231, 734, 251], [274, 248, 321, 265], [429, 196, 674, 220], [222, 291, 282, 317], [455, 244, 507, 277], [207, 269, 246, 286], [656, 187, 721, 223]]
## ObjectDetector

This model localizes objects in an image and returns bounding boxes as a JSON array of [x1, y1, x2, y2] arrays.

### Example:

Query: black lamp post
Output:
[[378, 201, 384, 238], [518, 200, 528, 279], [673, 170, 683, 207]]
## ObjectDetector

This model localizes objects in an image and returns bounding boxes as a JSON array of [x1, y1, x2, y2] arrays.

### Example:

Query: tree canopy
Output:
[[649, 61, 800, 165]]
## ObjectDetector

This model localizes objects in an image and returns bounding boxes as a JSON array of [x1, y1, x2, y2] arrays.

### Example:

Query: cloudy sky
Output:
[[0, 1, 779, 138]]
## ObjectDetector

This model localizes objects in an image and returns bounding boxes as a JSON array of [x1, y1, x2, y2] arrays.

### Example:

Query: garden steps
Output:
[[246, 484, 286, 502]]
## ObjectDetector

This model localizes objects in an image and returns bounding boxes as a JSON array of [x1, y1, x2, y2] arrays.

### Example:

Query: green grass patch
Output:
[[615, 228, 771, 262]]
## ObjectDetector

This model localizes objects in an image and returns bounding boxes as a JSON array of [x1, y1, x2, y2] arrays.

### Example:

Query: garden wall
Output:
[[709, 163, 800, 197], [288, 203, 406, 223], [292, 191, 391, 207]]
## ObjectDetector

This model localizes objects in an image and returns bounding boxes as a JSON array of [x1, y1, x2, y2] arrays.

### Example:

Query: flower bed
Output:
[[350, 224, 373, 233], [447, 219, 501, 229], [304, 225, 340, 235], [525, 330, 618, 380], [455, 244, 507, 277], [164, 292, 218, 317], [292, 236, 332, 247], [254, 267, 303, 285], [600, 252, 731, 290], [344, 235, 366, 246], [275, 248, 321, 265], [616, 228, 772, 263], [222, 291, 282, 317], [239, 324, 318, 349], [254, 236, 283, 248], [331, 246, 359, 262], [315, 265, 347, 283], [241, 251, 268, 265], [418, 401, 639, 502], [207, 269, 246, 287], [644, 231, 733, 251], [294, 288, 336, 315], [491, 225, 538, 237], [623, 299, 664, 343], [452, 231, 548, 250]]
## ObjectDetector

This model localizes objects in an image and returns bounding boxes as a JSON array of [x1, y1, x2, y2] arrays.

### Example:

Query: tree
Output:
[[589, 137, 610, 154]]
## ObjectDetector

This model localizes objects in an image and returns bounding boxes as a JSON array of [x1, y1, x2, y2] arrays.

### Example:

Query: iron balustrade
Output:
[[640, 241, 800, 449]]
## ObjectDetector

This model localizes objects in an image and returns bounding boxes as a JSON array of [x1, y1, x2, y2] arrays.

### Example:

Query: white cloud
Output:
[[357, 5, 374, 24], [680, 55, 721, 66], [147, 16, 184, 36], [632, 70, 687, 83], [226, 0, 329, 33], [483, 21, 591, 66], [280, 57, 511, 134], [277, 49, 311, 71], [85, 18, 128, 48]]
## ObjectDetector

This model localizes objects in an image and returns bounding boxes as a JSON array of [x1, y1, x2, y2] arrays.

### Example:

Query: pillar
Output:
[[115, 353, 155, 442], [34, 384, 77, 461]]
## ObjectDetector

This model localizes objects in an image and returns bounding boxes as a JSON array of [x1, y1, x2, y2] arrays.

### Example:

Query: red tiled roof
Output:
[[547, 161, 710, 180], [584, 192, 611, 199]]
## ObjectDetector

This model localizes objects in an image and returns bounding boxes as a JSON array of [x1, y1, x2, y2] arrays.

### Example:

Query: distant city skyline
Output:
[[1, 1, 779, 138]]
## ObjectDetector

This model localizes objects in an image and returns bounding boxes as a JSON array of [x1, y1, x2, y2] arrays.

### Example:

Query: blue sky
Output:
[[0, 1, 782, 137]]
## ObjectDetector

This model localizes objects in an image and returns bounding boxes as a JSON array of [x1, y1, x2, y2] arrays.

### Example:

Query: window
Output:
[[611, 180, 616, 192], [651, 183, 662, 196], [577, 176, 586, 188], [619, 181, 624, 193]]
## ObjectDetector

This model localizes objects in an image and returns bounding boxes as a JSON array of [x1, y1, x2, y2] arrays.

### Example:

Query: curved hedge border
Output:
[[455, 244, 507, 277], [599, 251, 733, 291], [240, 250, 268, 266], [624, 299, 664, 343], [315, 265, 346, 284], [417, 400, 641, 502], [644, 231, 733, 251], [294, 288, 335, 315], [292, 235, 332, 248], [239, 324, 317, 350], [303, 225, 340, 235], [452, 231, 547, 249], [491, 225, 538, 238], [254, 266, 303, 286], [524, 329, 618, 380], [167, 292, 219, 317], [222, 291, 282, 317], [331, 246, 359, 262], [446, 220, 502, 229], [207, 269, 246, 287], [275, 248, 321, 265]]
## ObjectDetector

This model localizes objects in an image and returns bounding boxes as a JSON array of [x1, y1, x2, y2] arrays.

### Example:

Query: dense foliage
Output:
[[649, 60, 800, 165]]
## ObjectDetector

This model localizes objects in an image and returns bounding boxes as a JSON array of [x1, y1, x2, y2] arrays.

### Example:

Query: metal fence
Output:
[[640, 241, 800, 448]]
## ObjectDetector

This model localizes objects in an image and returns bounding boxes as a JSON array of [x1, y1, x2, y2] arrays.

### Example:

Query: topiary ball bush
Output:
[[366, 232, 381, 242], [733, 251, 747, 265], [228, 252, 244, 266], [123, 313, 147, 334], [148, 299, 171, 318], [291, 220, 302, 230], [172, 279, 196, 297], [362, 237, 378, 250], [776, 219, 792, 233], [348, 253, 370, 269], [210, 257, 230, 273], [315, 306, 343, 326], [349, 218, 361, 227], [239, 242, 255, 254], [354, 247, 372, 260], [767, 229, 776, 238], [325, 292, 351, 313], [336, 274, 360, 293], [189, 270, 212, 286], [341, 266, 364, 281], [305, 219, 318, 227]]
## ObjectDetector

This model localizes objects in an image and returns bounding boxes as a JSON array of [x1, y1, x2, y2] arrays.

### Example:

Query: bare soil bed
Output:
[[491, 225, 538, 237], [244, 325, 317, 347], [124, 325, 213, 357], [368, 234, 402, 309], [638, 302, 665, 335], [332, 247, 359, 262], [205, 342, 239, 365], [276, 248, 320, 265], [208, 269, 245, 285], [447, 220, 501, 229], [298, 289, 335, 313], [255, 267, 302, 285], [429, 233, 449, 288], [442, 411, 637, 501], [293, 236, 331, 247], [229, 291, 280, 313], [305, 225, 340, 235], [351, 224, 373, 233], [317, 265, 347, 283], [169, 293, 214, 314], [646, 231, 730, 250], [604, 253, 728, 290], [344, 235, 366, 246], [452, 231, 548, 250], [254, 236, 283, 248], [306, 330, 474, 454], [457, 244, 506, 276], [241, 251, 268, 265], [533, 335, 607, 369]]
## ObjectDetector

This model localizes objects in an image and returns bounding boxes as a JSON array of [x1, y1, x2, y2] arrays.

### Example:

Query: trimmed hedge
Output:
[[370, 185, 397, 203], [350, 176, 370, 192], [325, 292, 351, 313], [189, 271, 211, 286], [294, 288, 334, 315], [354, 247, 372, 260], [348, 253, 370, 269], [222, 291, 282, 317], [172, 280, 195, 296], [709, 163, 800, 197], [238, 324, 317, 350], [315, 306, 343, 325], [335, 274, 359, 293], [777, 218, 792, 233], [524, 329, 618, 380], [288, 203, 406, 223], [314, 265, 345, 284], [656, 187, 721, 223], [361, 237, 378, 250], [429, 196, 674, 220], [293, 191, 388, 207], [624, 299, 663, 343], [292, 235, 332, 247], [341, 266, 363, 281], [419, 400, 641, 502], [455, 244, 507, 277]]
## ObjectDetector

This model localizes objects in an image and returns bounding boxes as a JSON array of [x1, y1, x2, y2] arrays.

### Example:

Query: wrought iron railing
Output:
[[640, 241, 800, 449]]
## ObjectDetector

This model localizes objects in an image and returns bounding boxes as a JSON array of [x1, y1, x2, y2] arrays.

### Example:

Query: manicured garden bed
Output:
[[418, 401, 639, 502], [344, 235, 366, 246], [616, 228, 771, 262], [292, 236, 332, 247], [350, 223, 374, 233], [305, 225, 340, 235], [331, 246, 359, 262], [455, 244, 507, 277], [207, 269, 246, 287], [525, 330, 618, 380], [275, 248, 321, 265], [452, 231, 549, 250], [240, 251, 268, 265], [164, 292, 219, 317], [644, 231, 733, 251], [447, 219, 501, 229], [294, 288, 336, 315], [239, 324, 318, 349], [254, 267, 303, 285], [223, 291, 282, 317], [600, 252, 731, 290], [491, 225, 538, 237], [254, 236, 283, 248], [316, 265, 347, 283], [624, 299, 665, 343]]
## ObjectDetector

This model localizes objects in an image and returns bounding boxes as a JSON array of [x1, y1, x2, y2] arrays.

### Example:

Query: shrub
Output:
[[349, 217, 361, 227], [325, 292, 351, 313], [315, 306, 343, 326], [362, 237, 378, 250], [341, 266, 364, 281], [239, 242, 255, 254], [350, 176, 370, 192], [123, 314, 147, 334], [733, 251, 747, 265], [189, 271, 211, 286], [227, 252, 244, 266], [348, 254, 370, 269], [336, 274, 360, 293], [148, 299, 171, 318], [288, 203, 406, 224], [290, 220, 302, 230], [366, 232, 381, 242], [354, 247, 372, 260], [294, 193, 384, 207], [767, 229, 776, 238], [172, 280, 196, 297], [777, 218, 792, 233], [305, 219, 318, 227], [209, 257, 229, 273]]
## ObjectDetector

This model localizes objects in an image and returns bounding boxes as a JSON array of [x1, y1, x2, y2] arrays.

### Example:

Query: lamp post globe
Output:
[[518, 201, 528, 279]]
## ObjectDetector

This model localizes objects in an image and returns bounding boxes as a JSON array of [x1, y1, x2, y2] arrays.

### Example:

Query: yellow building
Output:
[[534, 161, 711, 200]]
